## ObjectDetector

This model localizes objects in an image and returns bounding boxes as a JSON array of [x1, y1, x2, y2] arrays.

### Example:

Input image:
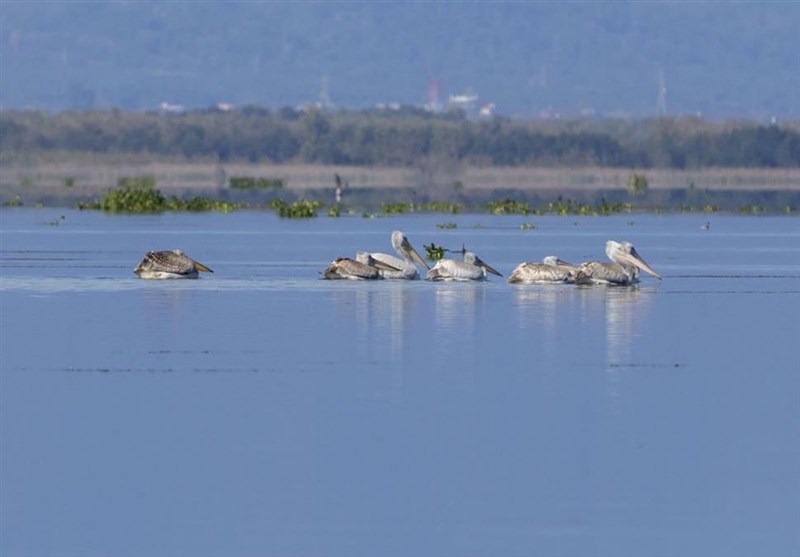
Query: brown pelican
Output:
[[508, 256, 578, 284], [323, 255, 400, 280], [134, 249, 213, 279], [366, 230, 430, 279], [574, 240, 661, 286], [427, 251, 503, 281]]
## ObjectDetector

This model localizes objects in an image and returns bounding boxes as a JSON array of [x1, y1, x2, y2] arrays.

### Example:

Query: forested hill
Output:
[[1, 3, 798, 119], [2, 109, 798, 169]]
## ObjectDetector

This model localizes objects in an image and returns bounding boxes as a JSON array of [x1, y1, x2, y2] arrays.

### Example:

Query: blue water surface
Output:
[[1, 208, 799, 557]]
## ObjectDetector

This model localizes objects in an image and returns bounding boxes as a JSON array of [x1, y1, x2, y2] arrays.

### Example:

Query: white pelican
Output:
[[323, 255, 400, 280], [574, 240, 661, 286], [427, 251, 503, 281], [134, 249, 213, 279], [508, 256, 578, 284], [365, 230, 430, 279]]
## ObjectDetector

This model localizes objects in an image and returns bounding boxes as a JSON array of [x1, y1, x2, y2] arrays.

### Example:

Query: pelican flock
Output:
[[134, 249, 213, 279], [132, 234, 660, 288]]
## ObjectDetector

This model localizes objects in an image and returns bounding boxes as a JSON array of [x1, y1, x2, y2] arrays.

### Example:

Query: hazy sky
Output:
[[1, 2, 798, 118]]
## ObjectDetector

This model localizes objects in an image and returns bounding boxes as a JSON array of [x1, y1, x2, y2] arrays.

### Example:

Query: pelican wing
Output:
[[134, 250, 212, 278], [324, 258, 383, 280], [508, 262, 575, 284], [369, 252, 419, 279], [427, 259, 485, 281], [574, 262, 634, 285]]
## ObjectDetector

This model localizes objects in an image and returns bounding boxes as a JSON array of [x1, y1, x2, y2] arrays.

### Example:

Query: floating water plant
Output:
[[545, 197, 630, 216], [421, 202, 463, 214], [424, 243, 447, 261], [486, 198, 531, 215], [167, 196, 238, 213], [382, 202, 414, 214], [436, 222, 458, 230], [78, 181, 239, 213], [423, 243, 466, 261], [738, 204, 766, 214], [328, 203, 343, 217], [270, 199, 321, 218], [87, 181, 166, 213]]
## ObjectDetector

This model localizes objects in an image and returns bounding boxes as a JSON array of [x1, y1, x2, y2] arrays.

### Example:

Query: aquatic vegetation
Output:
[[424, 243, 447, 261], [78, 181, 239, 213], [436, 222, 458, 230], [229, 176, 284, 189], [83, 182, 166, 213], [328, 203, 343, 217], [167, 196, 238, 213], [63, 177, 75, 188], [420, 202, 462, 214], [270, 198, 321, 218], [520, 222, 535, 230], [3, 195, 23, 207], [423, 242, 467, 261], [382, 202, 414, 214], [486, 198, 531, 215], [381, 201, 462, 215], [545, 197, 631, 216], [738, 204, 766, 214]]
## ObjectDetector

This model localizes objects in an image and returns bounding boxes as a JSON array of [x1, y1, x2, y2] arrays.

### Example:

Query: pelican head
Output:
[[391, 230, 430, 270], [543, 255, 575, 268], [464, 251, 503, 277], [606, 241, 661, 280]]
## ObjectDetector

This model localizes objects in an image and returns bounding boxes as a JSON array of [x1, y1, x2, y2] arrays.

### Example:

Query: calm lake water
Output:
[[1, 208, 799, 557]]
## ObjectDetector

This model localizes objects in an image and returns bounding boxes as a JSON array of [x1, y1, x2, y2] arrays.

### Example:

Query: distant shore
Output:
[[2, 158, 799, 212]]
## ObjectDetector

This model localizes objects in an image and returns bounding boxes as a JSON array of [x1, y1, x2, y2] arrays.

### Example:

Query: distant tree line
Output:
[[1, 107, 799, 168]]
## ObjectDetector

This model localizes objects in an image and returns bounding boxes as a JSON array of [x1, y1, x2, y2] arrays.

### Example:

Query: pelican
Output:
[[365, 230, 430, 279], [574, 240, 661, 286], [323, 255, 400, 280], [134, 249, 213, 279], [427, 251, 503, 281], [508, 256, 578, 284]]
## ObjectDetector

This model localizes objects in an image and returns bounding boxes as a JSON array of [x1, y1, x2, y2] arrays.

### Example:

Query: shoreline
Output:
[[2, 160, 799, 211]]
